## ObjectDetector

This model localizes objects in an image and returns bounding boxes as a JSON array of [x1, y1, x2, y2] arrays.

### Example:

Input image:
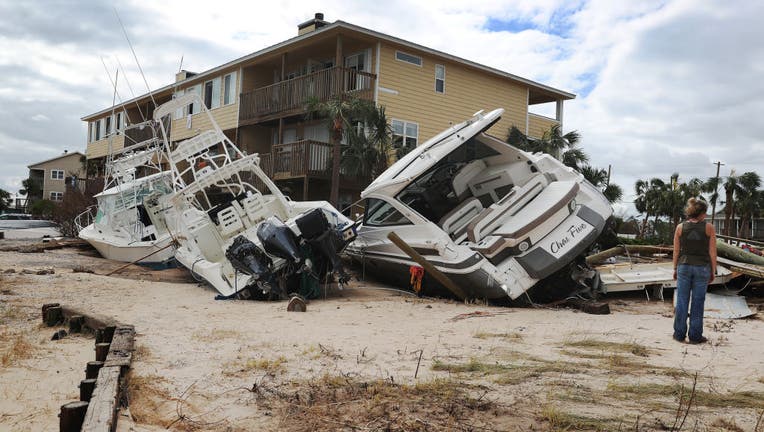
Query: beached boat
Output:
[[346, 108, 613, 303], [0, 213, 57, 230], [76, 122, 176, 264], [149, 94, 355, 299]]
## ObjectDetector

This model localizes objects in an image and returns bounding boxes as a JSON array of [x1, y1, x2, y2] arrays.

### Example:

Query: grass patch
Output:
[[759, 377, 764, 385], [608, 382, 764, 410], [474, 331, 523, 341], [0, 303, 24, 325], [433, 357, 584, 386], [256, 374, 509, 431], [126, 373, 175, 427], [1, 335, 34, 367], [541, 404, 624, 431], [192, 328, 241, 342], [564, 338, 651, 357], [224, 355, 287, 376]]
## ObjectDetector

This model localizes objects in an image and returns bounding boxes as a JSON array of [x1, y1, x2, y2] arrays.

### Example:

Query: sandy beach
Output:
[[1, 246, 763, 431]]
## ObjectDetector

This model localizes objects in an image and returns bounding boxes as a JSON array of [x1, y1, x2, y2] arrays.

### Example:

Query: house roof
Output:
[[83, 19, 575, 121], [28, 151, 85, 169]]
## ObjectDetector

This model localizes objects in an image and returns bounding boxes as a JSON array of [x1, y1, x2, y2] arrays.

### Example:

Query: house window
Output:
[[395, 51, 422, 67], [391, 119, 419, 148], [204, 77, 221, 109], [115, 112, 123, 134], [105, 116, 112, 136], [51, 169, 65, 180], [435, 64, 445, 94], [50, 191, 63, 201], [89, 122, 94, 142], [223, 72, 237, 105], [95, 120, 101, 141], [185, 84, 201, 115]]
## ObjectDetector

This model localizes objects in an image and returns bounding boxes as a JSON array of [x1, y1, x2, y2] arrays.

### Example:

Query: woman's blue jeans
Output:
[[673, 264, 709, 342]]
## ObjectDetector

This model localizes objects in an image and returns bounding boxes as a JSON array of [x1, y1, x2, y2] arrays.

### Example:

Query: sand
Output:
[[1, 247, 763, 431]]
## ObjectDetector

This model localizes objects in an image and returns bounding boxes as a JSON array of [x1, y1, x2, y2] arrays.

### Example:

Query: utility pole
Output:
[[711, 161, 724, 229]]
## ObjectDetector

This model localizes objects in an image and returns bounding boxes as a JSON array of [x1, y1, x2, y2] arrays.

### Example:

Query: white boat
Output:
[[346, 108, 613, 303], [149, 94, 356, 299], [76, 122, 176, 264], [0, 213, 57, 230]]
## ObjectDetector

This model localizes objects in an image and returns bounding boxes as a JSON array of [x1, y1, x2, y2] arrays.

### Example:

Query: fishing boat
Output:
[[76, 121, 176, 264], [346, 108, 613, 303], [148, 94, 355, 299]]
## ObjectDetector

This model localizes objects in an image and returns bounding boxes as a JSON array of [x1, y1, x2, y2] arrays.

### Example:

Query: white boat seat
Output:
[[452, 160, 486, 200], [241, 193, 269, 225], [217, 205, 245, 237], [438, 198, 483, 237], [468, 167, 514, 203], [467, 180, 579, 243]]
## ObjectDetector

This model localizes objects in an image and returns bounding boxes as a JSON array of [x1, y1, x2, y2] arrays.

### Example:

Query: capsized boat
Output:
[[346, 108, 613, 303], [149, 94, 355, 299], [76, 122, 176, 264]]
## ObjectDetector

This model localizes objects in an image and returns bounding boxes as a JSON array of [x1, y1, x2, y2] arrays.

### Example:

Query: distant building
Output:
[[83, 13, 574, 206], [712, 210, 764, 241], [26, 151, 86, 205]]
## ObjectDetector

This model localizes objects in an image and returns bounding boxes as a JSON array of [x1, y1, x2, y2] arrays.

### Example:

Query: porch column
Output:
[[329, 34, 343, 206], [556, 100, 564, 125]]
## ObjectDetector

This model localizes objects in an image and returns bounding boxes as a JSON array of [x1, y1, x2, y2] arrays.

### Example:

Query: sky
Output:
[[1, 0, 762, 216]]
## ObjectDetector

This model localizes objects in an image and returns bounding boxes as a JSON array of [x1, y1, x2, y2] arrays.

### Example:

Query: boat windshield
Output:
[[396, 137, 499, 223]]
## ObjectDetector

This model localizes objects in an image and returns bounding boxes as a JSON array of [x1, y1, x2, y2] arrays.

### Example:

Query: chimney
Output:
[[175, 69, 198, 83], [298, 12, 329, 36]]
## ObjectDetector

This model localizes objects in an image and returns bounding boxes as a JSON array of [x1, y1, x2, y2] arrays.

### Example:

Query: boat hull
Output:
[[79, 225, 176, 264]]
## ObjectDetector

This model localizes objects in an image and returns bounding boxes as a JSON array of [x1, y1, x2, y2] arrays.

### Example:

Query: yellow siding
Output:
[[527, 114, 559, 140], [376, 43, 527, 143], [86, 134, 125, 159], [171, 103, 239, 141]]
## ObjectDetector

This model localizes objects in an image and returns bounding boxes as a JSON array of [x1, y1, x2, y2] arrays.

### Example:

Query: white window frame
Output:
[[50, 191, 63, 201], [51, 169, 65, 180], [395, 50, 422, 67], [435, 64, 445, 94], [95, 119, 102, 141], [185, 84, 202, 115], [391, 119, 419, 147], [203, 77, 222, 110], [88, 122, 94, 143], [115, 112, 123, 134], [223, 71, 237, 105]]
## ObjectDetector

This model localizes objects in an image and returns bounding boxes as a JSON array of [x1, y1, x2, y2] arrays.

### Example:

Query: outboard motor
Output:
[[256, 217, 303, 264], [225, 235, 273, 282], [296, 208, 350, 284]]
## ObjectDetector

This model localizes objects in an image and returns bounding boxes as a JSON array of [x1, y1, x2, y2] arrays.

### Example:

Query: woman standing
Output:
[[672, 198, 717, 344]]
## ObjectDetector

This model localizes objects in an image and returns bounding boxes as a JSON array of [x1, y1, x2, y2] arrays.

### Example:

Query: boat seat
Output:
[[452, 160, 486, 200], [468, 167, 514, 203], [241, 192, 269, 226], [217, 205, 245, 237], [438, 198, 483, 237]]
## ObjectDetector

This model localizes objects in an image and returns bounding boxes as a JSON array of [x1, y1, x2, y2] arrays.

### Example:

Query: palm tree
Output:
[[19, 177, 42, 199], [703, 176, 722, 223], [306, 95, 374, 206], [723, 171, 741, 237], [735, 172, 761, 239], [581, 165, 622, 204], [507, 125, 588, 170], [0, 188, 10, 212]]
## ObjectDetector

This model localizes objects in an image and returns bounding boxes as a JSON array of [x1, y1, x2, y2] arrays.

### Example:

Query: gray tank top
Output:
[[678, 221, 710, 265]]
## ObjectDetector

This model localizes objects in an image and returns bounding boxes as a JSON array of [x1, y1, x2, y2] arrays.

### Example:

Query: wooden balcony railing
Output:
[[239, 66, 376, 124], [269, 140, 332, 179]]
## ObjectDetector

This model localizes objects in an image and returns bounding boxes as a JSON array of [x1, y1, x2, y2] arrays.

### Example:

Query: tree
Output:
[[0, 188, 10, 212], [702, 176, 722, 221], [735, 172, 761, 239], [307, 95, 374, 206], [581, 165, 622, 204], [19, 177, 42, 199], [722, 171, 741, 237]]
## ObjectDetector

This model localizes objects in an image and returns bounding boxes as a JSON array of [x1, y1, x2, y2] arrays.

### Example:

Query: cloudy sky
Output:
[[1, 0, 762, 215]]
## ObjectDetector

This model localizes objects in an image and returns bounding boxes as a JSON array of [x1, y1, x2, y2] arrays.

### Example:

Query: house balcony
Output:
[[259, 139, 333, 180], [239, 66, 376, 125]]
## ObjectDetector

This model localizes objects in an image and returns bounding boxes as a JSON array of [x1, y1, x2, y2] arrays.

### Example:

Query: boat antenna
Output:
[[114, 56, 146, 122], [100, 56, 141, 125], [114, 6, 157, 111], [105, 66, 119, 188], [178, 55, 184, 73]]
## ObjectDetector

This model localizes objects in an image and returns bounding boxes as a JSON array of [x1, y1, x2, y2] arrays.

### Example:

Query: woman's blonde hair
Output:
[[685, 197, 708, 218]]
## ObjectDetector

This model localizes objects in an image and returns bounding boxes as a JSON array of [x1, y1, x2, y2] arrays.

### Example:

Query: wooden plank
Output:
[[104, 325, 135, 369], [81, 366, 120, 432], [60, 306, 121, 332]]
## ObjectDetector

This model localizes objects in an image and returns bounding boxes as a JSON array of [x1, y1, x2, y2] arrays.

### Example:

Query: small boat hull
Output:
[[79, 225, 176, 264]]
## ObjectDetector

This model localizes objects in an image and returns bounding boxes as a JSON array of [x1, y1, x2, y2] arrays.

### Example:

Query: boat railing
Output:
[[75, 205, 98, 233]]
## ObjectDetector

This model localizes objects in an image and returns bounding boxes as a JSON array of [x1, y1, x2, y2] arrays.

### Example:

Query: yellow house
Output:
[[82, 13, 573, 208], [26, 151, 86, 203]]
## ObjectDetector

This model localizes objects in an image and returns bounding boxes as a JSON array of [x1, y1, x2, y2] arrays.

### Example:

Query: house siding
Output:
[[527, 114, 559, 140], [376, 43, 527, 143], [86, 134, 126, 159], [28, 153, 86, 200]]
